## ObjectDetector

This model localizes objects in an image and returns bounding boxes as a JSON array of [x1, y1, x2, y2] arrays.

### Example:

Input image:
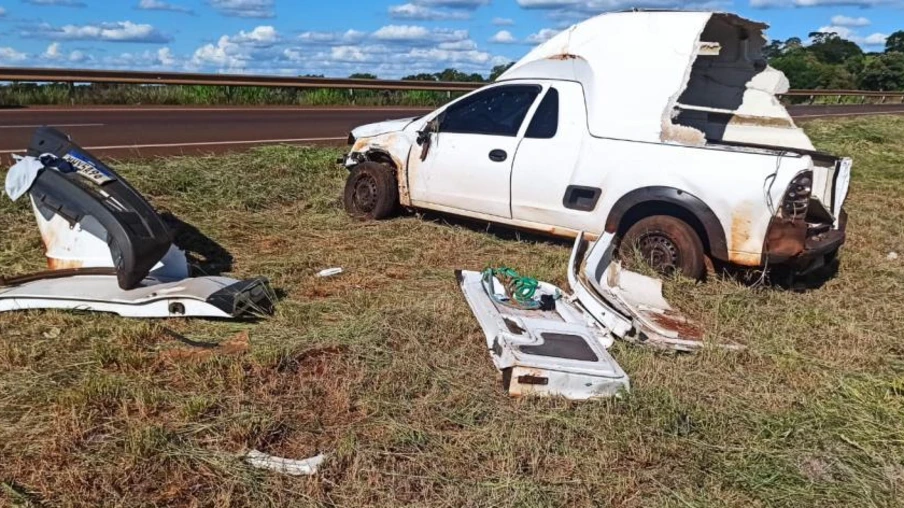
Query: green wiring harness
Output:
[[481, 267, 547, 310]]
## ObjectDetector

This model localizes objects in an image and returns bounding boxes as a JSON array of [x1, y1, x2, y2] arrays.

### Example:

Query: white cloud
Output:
[[231, 25, 279, 46], [157, 47, 176, 65], [0, 7, 6, 16], [373, 24, 430, 41], [0, 47, 27, 62], [372, 25, 469, 44], [830, 15, 870, 27], [68, 50, 89, 63], [138, 0, 193, 14], [208, 0, 274, 18], [492, 17, 515, 25], [43, 42, 62, 59], [190, 25, 279, 70], [388, 3, 470, 20], [526, 28, 560, 44], [298, 29, 367, 45], [31, 21, 172, 43], [815, 25, 888, 46], [490, 30, 517, 44], [38, 42, 95, 64]]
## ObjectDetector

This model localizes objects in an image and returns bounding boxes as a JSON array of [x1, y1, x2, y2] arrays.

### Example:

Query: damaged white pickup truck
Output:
[[343, 11, 852, 280]]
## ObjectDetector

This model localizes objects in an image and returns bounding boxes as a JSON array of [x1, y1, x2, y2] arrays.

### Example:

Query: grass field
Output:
[[1, 116, 903, 507]]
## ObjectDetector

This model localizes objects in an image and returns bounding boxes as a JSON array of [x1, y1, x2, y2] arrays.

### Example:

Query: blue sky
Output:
[[0, 0, 900, 78]]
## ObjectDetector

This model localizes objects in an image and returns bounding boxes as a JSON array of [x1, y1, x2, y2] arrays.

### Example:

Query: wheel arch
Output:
[[363, 149, 398, 169], [604, 186, 729, 261]]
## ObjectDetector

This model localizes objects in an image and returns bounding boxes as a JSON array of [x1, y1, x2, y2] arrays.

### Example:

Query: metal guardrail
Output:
[[0, 67, 903, 102], [782, 89, 904, 104]]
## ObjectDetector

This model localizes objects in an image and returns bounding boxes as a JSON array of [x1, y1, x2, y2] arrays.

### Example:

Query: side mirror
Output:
[[416, 117, 440, 146]]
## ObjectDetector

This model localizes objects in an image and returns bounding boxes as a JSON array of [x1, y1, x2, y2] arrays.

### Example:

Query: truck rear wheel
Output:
[[343, 162, 399, 220], [621, 215, 706, 280]]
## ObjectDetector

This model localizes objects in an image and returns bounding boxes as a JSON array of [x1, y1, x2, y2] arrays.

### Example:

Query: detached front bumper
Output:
[[766, 209, 848, 273]]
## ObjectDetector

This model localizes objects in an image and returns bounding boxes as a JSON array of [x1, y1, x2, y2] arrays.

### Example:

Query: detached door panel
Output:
[[412, 84, 541, 219]]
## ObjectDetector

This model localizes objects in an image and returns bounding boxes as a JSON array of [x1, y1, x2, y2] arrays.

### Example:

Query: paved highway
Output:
[[0, 103, 902, 159]]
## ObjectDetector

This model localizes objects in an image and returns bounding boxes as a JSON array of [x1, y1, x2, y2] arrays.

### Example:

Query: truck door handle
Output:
[[488, 149, 507, 162]]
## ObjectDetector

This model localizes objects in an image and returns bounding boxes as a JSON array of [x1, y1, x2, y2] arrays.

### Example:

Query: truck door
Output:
[[511, 82, 598, 231], [410, 84, 542, 218]]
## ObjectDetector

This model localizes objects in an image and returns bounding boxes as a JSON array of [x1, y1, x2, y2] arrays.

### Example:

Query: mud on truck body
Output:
[[342, 11, 851, 280]]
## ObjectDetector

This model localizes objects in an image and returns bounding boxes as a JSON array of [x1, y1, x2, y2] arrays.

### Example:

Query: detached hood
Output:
[[351, 117, 419, 139]]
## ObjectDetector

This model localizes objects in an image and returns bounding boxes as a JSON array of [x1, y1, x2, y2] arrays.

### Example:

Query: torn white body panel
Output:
[[0, 274, 272, 319], [457, 269, 629, 400], [500, 12, 811, 150], [570, 232, 728, 352]]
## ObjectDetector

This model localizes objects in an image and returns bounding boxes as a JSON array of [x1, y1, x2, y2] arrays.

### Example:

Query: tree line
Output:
[[767, 30, 904, 90]]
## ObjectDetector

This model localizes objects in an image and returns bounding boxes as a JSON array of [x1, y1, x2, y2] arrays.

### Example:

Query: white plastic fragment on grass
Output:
[[316, 268, 344, 278], [888, 252, 899, 261], [245, 450, 327, 476]]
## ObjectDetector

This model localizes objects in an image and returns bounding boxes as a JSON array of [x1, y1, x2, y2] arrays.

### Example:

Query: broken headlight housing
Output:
[[781, 171, 813, 220]]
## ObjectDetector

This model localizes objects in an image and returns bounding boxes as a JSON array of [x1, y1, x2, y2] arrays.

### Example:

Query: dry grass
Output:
[[2, 116, 904, 507]]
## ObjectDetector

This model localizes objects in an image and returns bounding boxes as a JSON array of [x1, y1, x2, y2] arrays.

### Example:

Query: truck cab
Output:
[[342, 11, 851, 279]]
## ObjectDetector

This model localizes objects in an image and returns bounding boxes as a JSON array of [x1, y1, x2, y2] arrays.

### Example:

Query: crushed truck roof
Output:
[[498, 11, 814, 151]]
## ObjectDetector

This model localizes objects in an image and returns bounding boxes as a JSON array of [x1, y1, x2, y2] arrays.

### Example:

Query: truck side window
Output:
[[441, 85, 541, 137], [525, 88, 559, 139]]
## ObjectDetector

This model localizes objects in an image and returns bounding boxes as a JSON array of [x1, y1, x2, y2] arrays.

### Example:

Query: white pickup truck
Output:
[[342, 11, 851, 279]]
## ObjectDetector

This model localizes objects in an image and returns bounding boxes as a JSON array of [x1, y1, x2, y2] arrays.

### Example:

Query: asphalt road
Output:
[[0, 103, 902, 159]]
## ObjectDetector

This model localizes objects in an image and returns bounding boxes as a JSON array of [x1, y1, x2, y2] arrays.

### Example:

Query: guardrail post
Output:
[[67, 82, 75, 105], [349, 88, 355, 106]]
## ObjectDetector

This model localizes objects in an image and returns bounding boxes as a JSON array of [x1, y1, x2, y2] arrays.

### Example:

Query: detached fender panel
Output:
[[604, 186, 729, 261]]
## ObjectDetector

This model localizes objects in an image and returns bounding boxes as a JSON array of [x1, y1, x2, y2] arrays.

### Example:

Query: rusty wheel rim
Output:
[[353, 174, 378, 213], [636, 233, 679, 274]]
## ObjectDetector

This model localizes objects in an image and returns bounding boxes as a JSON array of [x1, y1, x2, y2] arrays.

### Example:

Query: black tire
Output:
[[343, 162, 399, 220], [620, 215, 706, 280]]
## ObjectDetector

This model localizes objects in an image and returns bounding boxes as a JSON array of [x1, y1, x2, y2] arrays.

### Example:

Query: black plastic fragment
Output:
[[206, 277, 276, 317], [518, 333, 599, 362]]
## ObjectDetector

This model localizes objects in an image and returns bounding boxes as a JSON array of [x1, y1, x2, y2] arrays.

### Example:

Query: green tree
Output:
[[807, 32, 864, 65], [770, 49, 827, 89], [348, 73, 378, 80], [489, 62, 515, 81], [433, 68, 485, 82], [859, 52, 904, 90], [402, 73, 438, 81], [763, 39, 784, 59], [886, 31, 904, 53]]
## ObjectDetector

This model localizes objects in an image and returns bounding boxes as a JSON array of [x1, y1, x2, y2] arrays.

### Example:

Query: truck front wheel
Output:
[[620, 215, 706, 280], [343, 162, 399, 220]]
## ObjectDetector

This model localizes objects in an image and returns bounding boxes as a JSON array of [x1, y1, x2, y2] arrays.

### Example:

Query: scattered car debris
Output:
[[0, 127, 275, 319], [245, 450, 327, 476], [458, 267, 629, 400], [316, 267, 344, 278], [458, 231, 744, 400], [344, 10, 851, 281]]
